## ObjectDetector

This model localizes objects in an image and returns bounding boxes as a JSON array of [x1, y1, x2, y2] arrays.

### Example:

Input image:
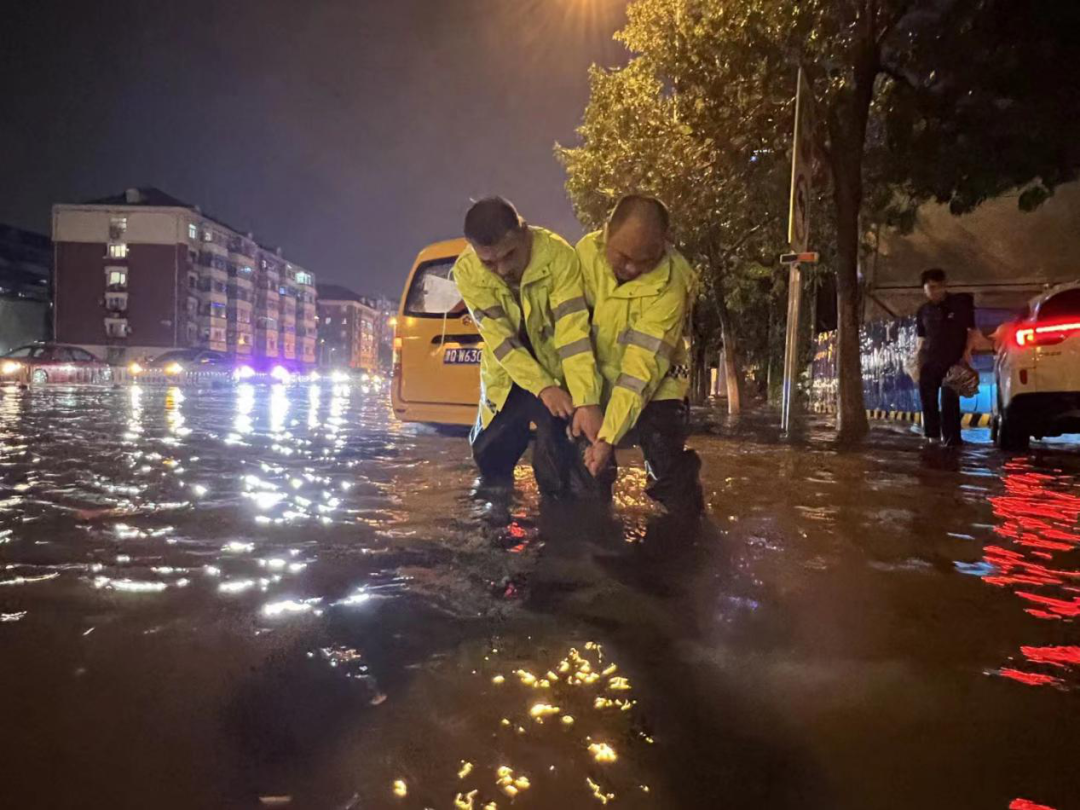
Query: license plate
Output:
[[443, 347, 482, 365]]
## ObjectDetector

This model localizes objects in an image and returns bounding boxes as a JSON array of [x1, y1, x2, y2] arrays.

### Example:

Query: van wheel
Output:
[[31, 369, 48, 385], [996, 408, 1029, 451]]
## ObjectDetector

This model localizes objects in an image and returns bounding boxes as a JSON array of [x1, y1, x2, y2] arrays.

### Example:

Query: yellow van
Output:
[[390, 238, 481, 426]]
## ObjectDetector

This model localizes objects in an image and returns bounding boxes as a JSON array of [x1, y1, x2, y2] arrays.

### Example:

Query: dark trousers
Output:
[[470, 385, 598, 499], [919, 364, 962, 444], [603, 399, 704, 515]]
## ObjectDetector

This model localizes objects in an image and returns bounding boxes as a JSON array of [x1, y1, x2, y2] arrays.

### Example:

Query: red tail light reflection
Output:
[[984, 459, 1080, 689], [1010, 800, 1058, 810]]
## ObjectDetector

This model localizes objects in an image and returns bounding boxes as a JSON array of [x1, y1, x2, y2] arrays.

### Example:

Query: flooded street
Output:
[[1, 382, 1077, 809]]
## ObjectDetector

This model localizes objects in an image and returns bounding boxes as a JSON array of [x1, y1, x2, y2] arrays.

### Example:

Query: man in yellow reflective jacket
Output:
[[576, 195, 704, 514], [453, 197, 604, 498]]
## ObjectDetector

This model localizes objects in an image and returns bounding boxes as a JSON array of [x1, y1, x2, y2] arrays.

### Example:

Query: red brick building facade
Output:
[[52, 188, 317, 366]]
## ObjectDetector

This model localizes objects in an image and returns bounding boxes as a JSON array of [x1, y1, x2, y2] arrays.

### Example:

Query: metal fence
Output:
[[811, 316, 998, 417]]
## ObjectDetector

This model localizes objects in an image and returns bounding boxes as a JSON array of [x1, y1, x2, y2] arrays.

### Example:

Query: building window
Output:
[[203, 230, 213, 243], [108, 243, 128, 259], [188, 223, 198, 240], [105, 320, 129, 338], [107, 268, 128, 288], [295, 271, 312, 286], [109, 217, 127, 240]]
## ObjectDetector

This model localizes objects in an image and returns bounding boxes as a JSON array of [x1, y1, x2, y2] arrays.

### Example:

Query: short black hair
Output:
[[463, 197, 523, 247], [608, 194, 670, 236], [921, 268, 946, 285]]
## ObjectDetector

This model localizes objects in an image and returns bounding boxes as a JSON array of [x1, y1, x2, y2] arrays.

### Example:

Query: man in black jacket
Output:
[[915, 268, 977, 446]]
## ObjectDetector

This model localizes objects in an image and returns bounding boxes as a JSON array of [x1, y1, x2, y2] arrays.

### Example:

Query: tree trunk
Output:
[[722, 333, 741, 415], [832, 157, 867, 441], [826, 44, 877, 442], [689, 339, 709, 405], [714, 297, 742, 415]]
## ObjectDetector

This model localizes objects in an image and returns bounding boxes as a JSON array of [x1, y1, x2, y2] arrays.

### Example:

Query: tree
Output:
[[557, 59, 791, 414], [586, 0, 1080, 440]]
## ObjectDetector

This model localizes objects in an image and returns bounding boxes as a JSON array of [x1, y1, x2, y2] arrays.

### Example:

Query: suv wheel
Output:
[[31, 369, 48, 385], [996, 407, 1029, 451]]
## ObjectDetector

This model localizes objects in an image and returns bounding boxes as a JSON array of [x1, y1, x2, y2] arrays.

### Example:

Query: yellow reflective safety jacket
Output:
[[576, 230, 696, 445], [453, 227, 601, 429]]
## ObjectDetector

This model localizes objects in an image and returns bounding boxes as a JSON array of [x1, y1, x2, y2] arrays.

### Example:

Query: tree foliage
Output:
[[560, 0, 1080, 437]]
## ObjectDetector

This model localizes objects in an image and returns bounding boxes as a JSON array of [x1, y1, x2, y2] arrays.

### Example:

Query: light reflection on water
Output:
[[984, 458, 1080, 689], [1, 392, 1079, 806]]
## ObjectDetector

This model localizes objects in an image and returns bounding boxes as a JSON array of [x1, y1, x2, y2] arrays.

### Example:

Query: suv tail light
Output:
[[1015, 320, 1080, 348]]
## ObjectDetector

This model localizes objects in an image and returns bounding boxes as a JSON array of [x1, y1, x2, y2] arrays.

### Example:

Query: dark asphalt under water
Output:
[[0, 382, 1077, 809]]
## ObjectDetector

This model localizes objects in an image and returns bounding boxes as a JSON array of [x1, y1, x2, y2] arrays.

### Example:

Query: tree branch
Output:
[[879, 62, 917, 91], [876, 0, 916, 46]]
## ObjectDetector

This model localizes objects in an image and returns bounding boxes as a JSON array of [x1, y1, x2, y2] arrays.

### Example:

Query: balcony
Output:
[[104, 291, 128, 313], [104, 316, 130, 338]]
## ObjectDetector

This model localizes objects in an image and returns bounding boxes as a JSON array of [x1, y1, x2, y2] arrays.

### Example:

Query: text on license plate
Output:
[[443, 348, 482, 365]]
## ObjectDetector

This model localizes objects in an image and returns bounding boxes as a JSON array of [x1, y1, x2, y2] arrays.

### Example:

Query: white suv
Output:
[[993, 282, 1080, 450]]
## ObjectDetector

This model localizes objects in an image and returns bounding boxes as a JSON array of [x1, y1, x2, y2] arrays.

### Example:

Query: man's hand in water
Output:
[[584, 440, 614, 477], [539, 386, 574, 420], [571, 405, 603, 444]]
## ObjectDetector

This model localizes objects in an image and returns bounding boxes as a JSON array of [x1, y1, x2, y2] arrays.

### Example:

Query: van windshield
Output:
[[404, 259, 468, 318]]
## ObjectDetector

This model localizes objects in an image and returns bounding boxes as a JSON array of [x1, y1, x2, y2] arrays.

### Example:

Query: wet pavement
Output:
[[1, 382, 1078, 810]]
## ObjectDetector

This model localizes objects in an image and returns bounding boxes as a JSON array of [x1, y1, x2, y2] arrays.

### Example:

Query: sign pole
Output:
[[781, 67, 815, 433], [781, 261, 802, 431]]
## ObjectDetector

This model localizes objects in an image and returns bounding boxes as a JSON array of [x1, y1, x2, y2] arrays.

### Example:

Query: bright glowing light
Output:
[[262, 598, 321, 617], [128, 362, 143, 375], [530, 703, 561, 719], [233, 365, 255, 380], [95, 577, 168, 593], [270, 365, 291, 382], [219, 579, 257, 594], [334, 589, 371, 606], [331, 370, 349, 383], [249, 491, 285, 511], [164, 362, 184, 375], [588, 742, 618, 763], [1, 361, 22, 374], [223, 541, 255, 554], [309, 369, 321, 381]]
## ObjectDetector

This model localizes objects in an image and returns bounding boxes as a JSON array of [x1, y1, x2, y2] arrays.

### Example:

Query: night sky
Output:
[[1, 0, 627, 296]]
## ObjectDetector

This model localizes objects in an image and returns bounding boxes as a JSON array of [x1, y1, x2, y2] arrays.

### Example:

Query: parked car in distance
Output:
[[131, 349, 234, 385], [0, 342, 113, 386], [993, 282, 1080, 450], [129, 349, 294, 385]]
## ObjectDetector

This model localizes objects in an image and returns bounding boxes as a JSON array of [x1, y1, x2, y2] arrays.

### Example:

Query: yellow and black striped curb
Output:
[[867, 409, 922, 424], [865, 409, 992, 428], [813, 405, 992, 428]]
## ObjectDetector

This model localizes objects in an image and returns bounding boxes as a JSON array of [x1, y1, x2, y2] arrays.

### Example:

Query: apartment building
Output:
[[0, 224, 52, 354], [316, 284, 379, 371], [52, 187, 317, 366]]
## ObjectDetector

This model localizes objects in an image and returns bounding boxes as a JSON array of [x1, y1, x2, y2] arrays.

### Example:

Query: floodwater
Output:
[[0, 383, 1077, 810]]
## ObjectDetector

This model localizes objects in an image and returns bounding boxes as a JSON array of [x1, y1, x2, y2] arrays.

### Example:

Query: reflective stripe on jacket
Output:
[[454, 227, 601, 429], [576, 230, 696, 444]]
